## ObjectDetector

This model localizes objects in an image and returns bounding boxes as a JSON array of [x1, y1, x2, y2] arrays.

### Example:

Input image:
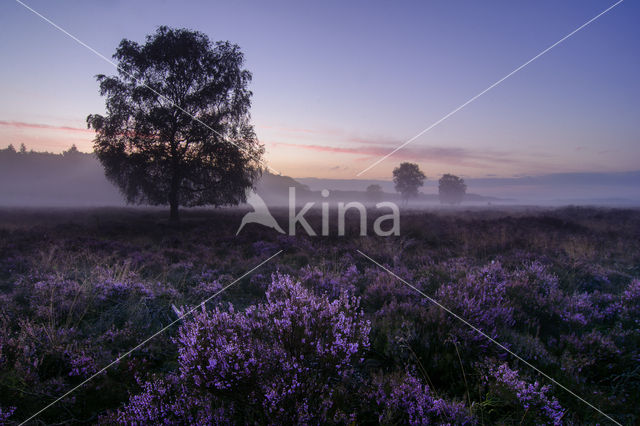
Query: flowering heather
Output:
[[372, 372, 473, 425], [436, 261, 515, 350], [0, 405, 15, 423], [0, 207, 639, 424], [620, 279, 640, 327], [299, 263, 358, 299], [483, 362, 565, 425], [114, 273, 372, 424]]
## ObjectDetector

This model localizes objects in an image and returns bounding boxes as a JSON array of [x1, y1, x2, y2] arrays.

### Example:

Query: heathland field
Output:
[[0, 207, 639, 424]]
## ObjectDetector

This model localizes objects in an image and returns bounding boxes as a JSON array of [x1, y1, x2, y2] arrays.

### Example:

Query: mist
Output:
[[1, 146, 639, 208]]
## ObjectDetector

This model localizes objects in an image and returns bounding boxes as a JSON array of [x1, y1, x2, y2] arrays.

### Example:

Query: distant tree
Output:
[[5, 144, 16, 154], [87, 26, 264, 223], [365, 184, 383, 203], [438, 174, 467, 205], [392, 162, 425, 205], [19, 143, 27, 154], [63, 144, 81, 157]]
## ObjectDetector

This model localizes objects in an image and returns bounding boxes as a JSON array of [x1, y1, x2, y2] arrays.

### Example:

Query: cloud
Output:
[[0, 120, 93, 134], [270, 140, 522, 169], [261, 125, 551, 172]]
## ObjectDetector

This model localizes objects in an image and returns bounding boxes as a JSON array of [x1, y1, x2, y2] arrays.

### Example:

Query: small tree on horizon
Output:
[[438, 173, 467, 205], [392, 162, 425, 205], [87, 26, 264, 223], [365, 184, 383, 203], [63, 144, 81, 156]]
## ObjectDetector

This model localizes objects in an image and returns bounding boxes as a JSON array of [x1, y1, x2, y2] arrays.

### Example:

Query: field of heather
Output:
[[1, 207, 639, 425]]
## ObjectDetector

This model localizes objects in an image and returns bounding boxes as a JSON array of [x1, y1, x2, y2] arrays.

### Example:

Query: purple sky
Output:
[[0, 0, 638, 180]]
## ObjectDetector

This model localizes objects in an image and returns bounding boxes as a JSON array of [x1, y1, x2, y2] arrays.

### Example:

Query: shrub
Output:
[[114, 274, 371, 424]]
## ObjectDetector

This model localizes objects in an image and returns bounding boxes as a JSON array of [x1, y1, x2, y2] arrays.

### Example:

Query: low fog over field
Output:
[[2, 147, 639, 207]]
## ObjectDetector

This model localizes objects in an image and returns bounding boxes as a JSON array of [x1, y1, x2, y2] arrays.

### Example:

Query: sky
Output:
[[0, 0, 638, 180]]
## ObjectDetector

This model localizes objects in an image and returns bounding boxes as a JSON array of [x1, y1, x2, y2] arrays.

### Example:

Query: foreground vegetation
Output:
[[0, 207, 638, 424]]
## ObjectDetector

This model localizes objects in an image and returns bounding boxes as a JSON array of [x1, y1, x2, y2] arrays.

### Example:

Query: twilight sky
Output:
[[0, 0, 638, 180]]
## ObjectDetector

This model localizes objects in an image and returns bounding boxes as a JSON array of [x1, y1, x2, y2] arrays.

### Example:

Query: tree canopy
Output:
[[392, 162, 425, 204], [87, 26, 264, 222], [438, 174, 467, 205]]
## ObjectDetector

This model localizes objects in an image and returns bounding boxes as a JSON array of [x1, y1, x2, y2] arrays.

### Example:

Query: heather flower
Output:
[[483, 362, 565, 425], [561, 292, 593, 326], [116, 274, 371, 424], [189, 270, 224, 298], [506, 261, 566, 331], [558, 330, 621, 378], [620, 279, 640, 327], [68, 351, 97, 378], [299, 263, 360, 299], [372, 371, 473, 425], [252, 240, 280, 257], [436, 262, 515, 350], [110, 375, 230, 425], [0, 406, 15, 422]]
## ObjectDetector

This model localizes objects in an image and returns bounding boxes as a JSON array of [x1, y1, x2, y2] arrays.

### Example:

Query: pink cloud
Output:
[[0, 120, 93, 134], [261, 126, 543, 171], [270, 141, 520, 169]]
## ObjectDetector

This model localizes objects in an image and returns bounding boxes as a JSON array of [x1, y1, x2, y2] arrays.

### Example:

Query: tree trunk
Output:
[[169, 170, 180, 224], [169, 134, 180, 224]]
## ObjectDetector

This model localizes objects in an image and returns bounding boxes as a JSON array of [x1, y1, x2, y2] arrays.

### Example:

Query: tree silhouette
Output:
[[438, 174, 467, 205], [365, 184, 383, 203], [392, 162, 425, 205], [63, 144, 81, 157], [87, 26, 264, 222]]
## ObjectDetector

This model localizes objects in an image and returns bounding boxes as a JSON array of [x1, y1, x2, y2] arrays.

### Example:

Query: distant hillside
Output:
[[0, 147, 124, 206]]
